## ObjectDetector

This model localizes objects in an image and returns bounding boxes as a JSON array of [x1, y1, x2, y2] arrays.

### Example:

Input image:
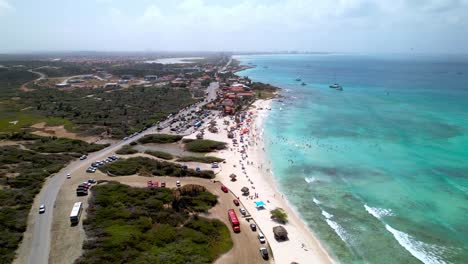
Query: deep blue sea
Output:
[[235, 54, 468, 264]]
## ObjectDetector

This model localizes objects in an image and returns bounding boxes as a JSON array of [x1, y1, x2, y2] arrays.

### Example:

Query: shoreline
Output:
[[201, 98, 334, 264]]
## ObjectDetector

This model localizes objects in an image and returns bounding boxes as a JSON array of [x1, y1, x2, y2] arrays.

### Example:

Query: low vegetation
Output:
[[26, 137, 108, 154], [0, 133, 108, 263], [138, 134, 183, 144], [184, 139, 227, 152], [177, 156, 224, 164], [77, 182, 232, 264], [251, 82, 279, 99], [115, 145, 138, 155], [100, 157, 215, 179], [270, 207, 288, 224], [144, 150, 173, 160]]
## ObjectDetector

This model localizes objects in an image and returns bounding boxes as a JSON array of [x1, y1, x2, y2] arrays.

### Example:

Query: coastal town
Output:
[[1, 54, 331, 264]]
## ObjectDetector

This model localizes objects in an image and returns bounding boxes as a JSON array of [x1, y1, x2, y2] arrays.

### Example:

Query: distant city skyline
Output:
[[1, 0, 468, 53]]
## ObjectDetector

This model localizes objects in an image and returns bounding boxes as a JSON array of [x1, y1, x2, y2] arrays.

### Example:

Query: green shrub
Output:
[[184, 140, 227, 152], [270, 207, 288, 224], [138, 134, 183, 144], [144, 150, 173, 160], [177, 156, 224, 163], [115, 145, 138, 155]]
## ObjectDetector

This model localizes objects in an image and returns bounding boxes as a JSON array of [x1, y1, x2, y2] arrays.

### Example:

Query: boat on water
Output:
[[329, 83, 343, 91], [301, 82, 307, 86], [295, 78, 301, 81]]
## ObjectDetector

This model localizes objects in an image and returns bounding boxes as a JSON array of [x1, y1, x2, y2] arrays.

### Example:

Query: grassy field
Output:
[[138, 134, 183, 144], [77, 182, 232, 264], [100, 156, 215, 179], [184, 139, 227, 152], [177, 156, 224, 163], [0, 133, 108, 264]]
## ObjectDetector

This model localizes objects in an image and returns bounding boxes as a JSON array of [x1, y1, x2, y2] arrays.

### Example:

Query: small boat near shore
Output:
[[329, 83, 343, 91], [295, 78, 302, 81], [301, 82, 307, 86]]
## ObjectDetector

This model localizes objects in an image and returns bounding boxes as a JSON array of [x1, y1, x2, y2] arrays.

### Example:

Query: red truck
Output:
[[228, 209, 240, 233]]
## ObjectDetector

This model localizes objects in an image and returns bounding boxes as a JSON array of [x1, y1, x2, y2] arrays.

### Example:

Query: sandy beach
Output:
[[194, 99, 334, 264]]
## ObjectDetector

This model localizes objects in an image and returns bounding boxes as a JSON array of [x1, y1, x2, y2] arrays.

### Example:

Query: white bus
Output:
[[70, 202, 83, 225]]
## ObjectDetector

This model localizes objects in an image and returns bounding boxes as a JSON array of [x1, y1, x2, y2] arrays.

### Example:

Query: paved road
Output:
[[20, 81, 221, 264], [28, 69, 47, 81]]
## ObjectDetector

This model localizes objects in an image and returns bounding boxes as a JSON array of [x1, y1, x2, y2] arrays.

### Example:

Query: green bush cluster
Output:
[[144, 150, 173, 160], [184, 139, 227, 153], [26, 137, 109, 154], [115, 145, 138, 155], [176, 156, 224, 164], [138, 134, 183, 144], [76, 182, 232, 264], [100, 157, 215, 179]]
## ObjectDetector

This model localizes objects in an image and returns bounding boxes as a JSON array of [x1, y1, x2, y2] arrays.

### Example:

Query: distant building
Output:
[[104, 83, 120, 88], [121, 74, 133, 80], [144, 75, 158, 81], [56, 83, 70, 88]]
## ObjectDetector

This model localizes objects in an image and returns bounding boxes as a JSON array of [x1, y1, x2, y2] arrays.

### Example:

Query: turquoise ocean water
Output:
[[235, 54, 468, 264]]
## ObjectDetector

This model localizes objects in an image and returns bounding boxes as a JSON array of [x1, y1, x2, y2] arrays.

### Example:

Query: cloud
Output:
[[0, 0, 13, 15]]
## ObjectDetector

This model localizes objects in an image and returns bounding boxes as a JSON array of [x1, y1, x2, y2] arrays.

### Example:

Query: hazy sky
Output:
[[1, 0, 468, 53]]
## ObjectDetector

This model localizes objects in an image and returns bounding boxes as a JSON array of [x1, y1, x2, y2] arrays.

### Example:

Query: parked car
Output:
[[233, 199, 240, 206], [39, 204, 46, 214], [79, 155, 87, 160], [161, 182, 166, 188], [258, 233, 266, 244], [211, 162, 219, 168], [221, 185, 228, 193], [239, 208, 247, 216], [250, 223, 257, 231], [66, 173, 71, 179], [88, 179, 97, 184], [259, 247, 269, 260], [176, 180, 181, 187]]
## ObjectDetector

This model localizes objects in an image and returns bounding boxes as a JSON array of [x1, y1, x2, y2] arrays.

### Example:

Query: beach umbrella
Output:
[[229, 174, 237, 179], [241, 187, 249, 193], [273, 226, 288, 241]]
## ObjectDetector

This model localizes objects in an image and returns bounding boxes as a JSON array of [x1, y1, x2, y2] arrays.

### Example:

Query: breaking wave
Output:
[[312, 198, 321, 205], [305, 177, 318, 184], [322, 210, 348, 243], [385, 224, 448, 264], [364, 204, 393, 220]]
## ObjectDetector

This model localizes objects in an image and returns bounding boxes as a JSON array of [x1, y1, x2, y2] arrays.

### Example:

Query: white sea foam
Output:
[[385, 224, 447, 264], [304, 177, 317, 184], [326, 219, 348, 242], [321, 210, 333, 219], [364, 204, 393, 220], [313, 198, 321, 205]]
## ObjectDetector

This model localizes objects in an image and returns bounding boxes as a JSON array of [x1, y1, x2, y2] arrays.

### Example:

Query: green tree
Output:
[[270, 207, 288, 224]]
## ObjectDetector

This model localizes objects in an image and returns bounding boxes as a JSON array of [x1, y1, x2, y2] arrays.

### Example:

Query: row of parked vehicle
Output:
[[222, 185, 269, 260], [76, 179, 96, 196], [86, 155, 119, 173]]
